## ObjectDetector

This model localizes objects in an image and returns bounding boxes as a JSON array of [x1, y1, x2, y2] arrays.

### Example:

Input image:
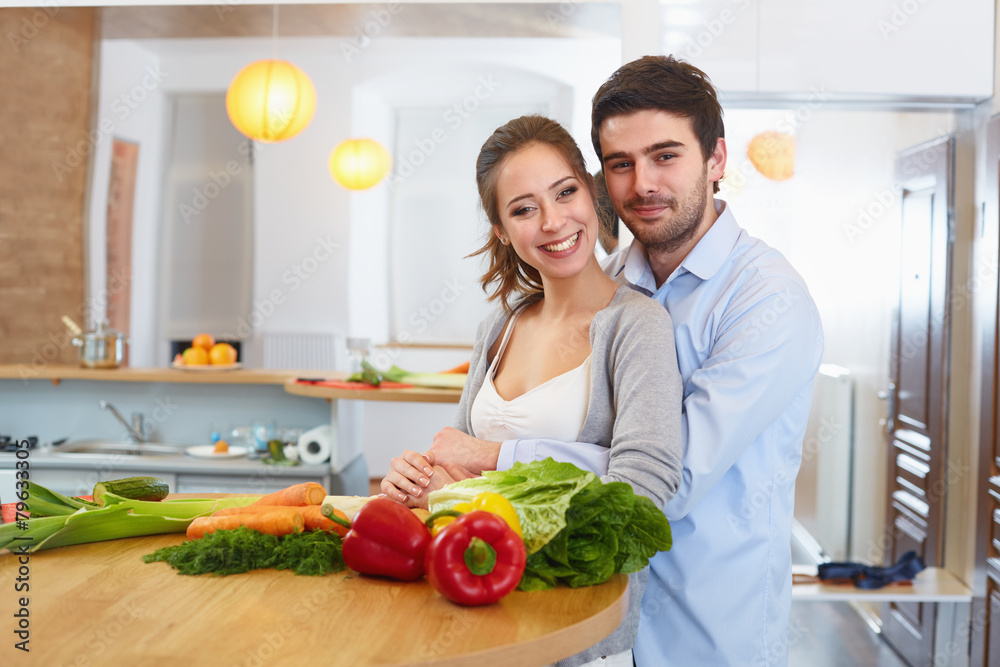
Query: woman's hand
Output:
[[381, 450, 436, 505], [429, 427, 501, 475]]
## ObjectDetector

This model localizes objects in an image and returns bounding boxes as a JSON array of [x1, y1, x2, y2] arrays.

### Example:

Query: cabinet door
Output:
[[758, 0, 993, 100]]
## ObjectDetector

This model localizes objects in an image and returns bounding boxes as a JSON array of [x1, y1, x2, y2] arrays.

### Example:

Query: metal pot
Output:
[[68, 319, 127, 369]]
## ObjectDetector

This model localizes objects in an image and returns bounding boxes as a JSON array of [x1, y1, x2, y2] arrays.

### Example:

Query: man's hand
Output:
[[429, 427, 501, 475]]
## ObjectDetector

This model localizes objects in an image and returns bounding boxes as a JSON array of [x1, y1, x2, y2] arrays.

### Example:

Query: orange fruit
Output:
[[192, 333, 215, 350], [181, 346, 210, 365], [208, 342, 238, 365], [213, 440, 230, 454]]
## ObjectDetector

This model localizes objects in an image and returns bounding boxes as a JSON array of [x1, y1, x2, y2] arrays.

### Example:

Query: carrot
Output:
[[299, 505, 350, 536], [186, 511, 304, 540], [211, 505, 305, 518], [250, 482, 326, 507], [441, 361, 471, 374]]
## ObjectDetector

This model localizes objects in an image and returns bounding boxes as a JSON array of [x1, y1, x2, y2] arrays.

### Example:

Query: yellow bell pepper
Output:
[[426, 495, 522, 538], [471, 493, 523, 538]]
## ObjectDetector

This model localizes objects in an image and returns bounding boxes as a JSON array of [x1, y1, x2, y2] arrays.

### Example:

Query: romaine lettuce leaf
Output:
[[428, 458, 673, 590], [428, 458, 597, 554]]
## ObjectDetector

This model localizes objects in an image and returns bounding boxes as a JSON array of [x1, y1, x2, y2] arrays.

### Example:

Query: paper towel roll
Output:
[[297, 425, 334, 465]]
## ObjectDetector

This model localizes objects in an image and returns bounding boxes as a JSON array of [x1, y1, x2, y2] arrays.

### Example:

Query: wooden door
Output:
[[882, 135, 954, 667], [972, 113, 1000, 667]]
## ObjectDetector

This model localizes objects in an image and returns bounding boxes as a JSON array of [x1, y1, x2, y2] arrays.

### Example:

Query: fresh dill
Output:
[[144, 527, 346, 576]]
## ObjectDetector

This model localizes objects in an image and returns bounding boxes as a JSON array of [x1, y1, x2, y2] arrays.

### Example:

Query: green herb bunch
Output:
[[144, 527, 346, 576]]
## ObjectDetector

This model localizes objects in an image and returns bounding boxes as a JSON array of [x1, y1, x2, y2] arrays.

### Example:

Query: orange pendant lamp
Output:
[[329, 138, 392, 190], [747, 131, 795, 181], [226, 59, 317, 143]]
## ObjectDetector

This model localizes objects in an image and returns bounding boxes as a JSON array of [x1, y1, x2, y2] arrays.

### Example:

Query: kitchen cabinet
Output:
[[669, 0, 994, 101]]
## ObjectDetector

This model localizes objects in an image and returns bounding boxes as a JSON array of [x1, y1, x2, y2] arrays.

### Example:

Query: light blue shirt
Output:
[[497, 200, 824, 666]]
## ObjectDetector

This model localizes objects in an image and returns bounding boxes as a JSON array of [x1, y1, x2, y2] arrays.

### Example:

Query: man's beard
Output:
[[618, 166, 709, 255]]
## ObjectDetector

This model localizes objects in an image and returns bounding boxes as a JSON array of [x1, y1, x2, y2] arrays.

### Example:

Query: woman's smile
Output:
[[541, 231, 581, 254]]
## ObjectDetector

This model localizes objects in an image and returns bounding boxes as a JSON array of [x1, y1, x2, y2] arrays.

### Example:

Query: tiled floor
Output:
[[788, 601, 909, 666]]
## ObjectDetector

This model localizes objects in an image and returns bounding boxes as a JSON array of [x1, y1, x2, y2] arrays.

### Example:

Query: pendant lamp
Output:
[[226, 59, 317, 143], [747, 131, 795, 181], [225, 6, 316, 143], [329, 138, 392, 190]]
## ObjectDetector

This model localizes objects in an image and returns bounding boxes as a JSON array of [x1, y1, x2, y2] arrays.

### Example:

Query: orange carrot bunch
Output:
[[187, 511, 303, 540], [188, 482, 349, 540]]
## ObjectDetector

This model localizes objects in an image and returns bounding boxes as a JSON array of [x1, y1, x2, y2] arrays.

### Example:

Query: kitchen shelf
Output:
[[791, 564, 972, 602], [284, 378, 463, 404], [0, 364, 327, 385]]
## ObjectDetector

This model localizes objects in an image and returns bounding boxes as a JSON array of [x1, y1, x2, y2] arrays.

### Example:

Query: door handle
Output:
[[877, 382, 896, 435]]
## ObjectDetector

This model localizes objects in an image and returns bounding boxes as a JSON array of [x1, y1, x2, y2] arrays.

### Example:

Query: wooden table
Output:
[[0, 534, 627, 666]]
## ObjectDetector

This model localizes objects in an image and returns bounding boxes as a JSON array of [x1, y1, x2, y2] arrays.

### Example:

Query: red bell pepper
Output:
[[342, 497, 431, 581], [425, 510, 527, 606]]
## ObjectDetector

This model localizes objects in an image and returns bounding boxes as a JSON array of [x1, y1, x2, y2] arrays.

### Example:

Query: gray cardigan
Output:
[[452, 285, 683, 665]]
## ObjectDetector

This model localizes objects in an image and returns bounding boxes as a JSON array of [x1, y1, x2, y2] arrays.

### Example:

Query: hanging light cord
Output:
[[272, 4, 279, 60]]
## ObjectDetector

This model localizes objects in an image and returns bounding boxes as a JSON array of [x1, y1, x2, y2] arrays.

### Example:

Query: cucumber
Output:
[[93, 477, 170, 506]]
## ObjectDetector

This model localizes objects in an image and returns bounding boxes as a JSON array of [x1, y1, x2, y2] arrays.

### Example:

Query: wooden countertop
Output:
[[0, 533, 628, 665], [2, 366, 465, 403], [284, 378, 464, 404], [0, 364, 325, 385]]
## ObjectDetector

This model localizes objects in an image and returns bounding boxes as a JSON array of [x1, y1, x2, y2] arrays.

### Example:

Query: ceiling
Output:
[[100, 3, 622, 40]]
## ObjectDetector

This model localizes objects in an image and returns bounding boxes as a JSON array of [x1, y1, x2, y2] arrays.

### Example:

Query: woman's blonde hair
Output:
[[471, 115, 597, 312]]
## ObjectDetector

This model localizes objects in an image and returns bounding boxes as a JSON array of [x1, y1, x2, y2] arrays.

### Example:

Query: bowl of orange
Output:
[[171, 334, 241, 371]]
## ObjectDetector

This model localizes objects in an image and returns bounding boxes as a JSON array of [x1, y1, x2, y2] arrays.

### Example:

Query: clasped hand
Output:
[[380, 427, 501, 508]]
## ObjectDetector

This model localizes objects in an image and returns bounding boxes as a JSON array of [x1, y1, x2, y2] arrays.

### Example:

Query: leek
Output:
[[3, 482, 261, 553], [381, 365, 468, 390]]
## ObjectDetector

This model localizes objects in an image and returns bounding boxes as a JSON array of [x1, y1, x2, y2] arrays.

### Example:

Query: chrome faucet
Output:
[[99, 400, 145, 443]]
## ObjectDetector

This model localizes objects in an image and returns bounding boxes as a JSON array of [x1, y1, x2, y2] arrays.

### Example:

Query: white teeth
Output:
[[543, 232, 580, 253]]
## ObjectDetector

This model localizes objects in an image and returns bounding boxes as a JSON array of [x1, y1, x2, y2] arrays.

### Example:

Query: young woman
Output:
[[382, 115, 683, 666]]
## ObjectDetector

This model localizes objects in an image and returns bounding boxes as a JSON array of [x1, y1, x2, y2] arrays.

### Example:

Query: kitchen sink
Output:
[[48, 440, 187, 458]]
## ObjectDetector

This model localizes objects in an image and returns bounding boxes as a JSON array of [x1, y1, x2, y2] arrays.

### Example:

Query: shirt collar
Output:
[[616, 199, 739, 290], [679, 199, 740, 281]]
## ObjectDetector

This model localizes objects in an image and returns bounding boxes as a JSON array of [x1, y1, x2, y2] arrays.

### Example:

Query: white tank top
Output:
[[471, 307, 591, 443]]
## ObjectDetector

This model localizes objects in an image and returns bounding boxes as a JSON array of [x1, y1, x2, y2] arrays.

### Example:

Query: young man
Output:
[[593, 56, 824, 665]]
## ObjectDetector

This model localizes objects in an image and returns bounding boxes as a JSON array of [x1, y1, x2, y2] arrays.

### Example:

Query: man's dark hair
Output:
[[591, 55, 725, 192]]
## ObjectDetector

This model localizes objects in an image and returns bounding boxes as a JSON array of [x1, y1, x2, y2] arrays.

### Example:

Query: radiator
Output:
[[260, 333, 343, 371], [794, 364, 854, 561]]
